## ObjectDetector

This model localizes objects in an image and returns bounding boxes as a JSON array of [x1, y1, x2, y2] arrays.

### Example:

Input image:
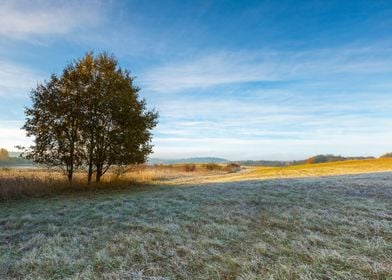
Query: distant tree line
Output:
[[380, 152, 392, 158], [235, 154, 376, 167], [0, 148, 32, 166], [21, 53, 158, 183]]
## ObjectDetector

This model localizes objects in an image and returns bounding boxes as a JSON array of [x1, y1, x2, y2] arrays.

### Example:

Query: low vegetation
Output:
[[2, 158, 392, 199], [1, 172, 391, 279], [0, 163, 237, 199], [160, 158, 392, 186], [0, 148, 31, 167]]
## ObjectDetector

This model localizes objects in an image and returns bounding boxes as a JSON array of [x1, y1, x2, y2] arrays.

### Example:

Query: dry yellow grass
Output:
[[0, 164, 228, 199], [0, 168, 72, 198], [1, 158, 392, 198], [171, 158, 392, 184], [250, 157, 392, 178], [105, 164, 227, 184]]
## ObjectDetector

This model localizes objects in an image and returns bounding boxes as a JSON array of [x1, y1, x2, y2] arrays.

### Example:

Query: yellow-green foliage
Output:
[[0, 148, 9, 161]]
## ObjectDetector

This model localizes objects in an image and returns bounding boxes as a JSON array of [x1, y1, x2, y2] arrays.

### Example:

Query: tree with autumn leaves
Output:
[[22, 52, 158, 183], [0, 148, 9, 161]]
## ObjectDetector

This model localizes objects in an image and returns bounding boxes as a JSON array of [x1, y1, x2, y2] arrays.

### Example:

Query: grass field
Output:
[[0, 163, 232, 199], [1, 160, 392, 279], [173, 158, 392, 184]]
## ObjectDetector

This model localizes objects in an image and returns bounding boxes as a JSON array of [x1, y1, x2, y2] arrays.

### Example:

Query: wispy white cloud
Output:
[[152, 130, 392, 161], [0, 60, 43, 97], [153, 124, 392, 160], [152, 89, 392, 123], [140, 42, 392, 159], [156, 109, 392, 140], [0, 120, 30, 151], [142, 51, 276, 92], [0, 0, 103, 42], [149, 87, 392, 159], [142, 44, 392, 92]]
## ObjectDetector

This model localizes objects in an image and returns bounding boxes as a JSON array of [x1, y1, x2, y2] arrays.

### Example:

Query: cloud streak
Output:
[[147, 80, 392, 159], [142, 44, 392, 92], [152, 131, 392, 161], [0, 120, 30, 151], [0, 0, 103, 41], [0, 60, 43, 97]]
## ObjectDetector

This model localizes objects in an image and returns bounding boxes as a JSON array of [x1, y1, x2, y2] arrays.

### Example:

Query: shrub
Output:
[[225, 163, 241, 173], [183, 163, 196, 172], [203, 163, 222, 171], [380, 152, 392, 158]]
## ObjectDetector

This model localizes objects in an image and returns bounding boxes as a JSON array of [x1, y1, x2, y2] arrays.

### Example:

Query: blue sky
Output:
[[1, 0, 392, 160]]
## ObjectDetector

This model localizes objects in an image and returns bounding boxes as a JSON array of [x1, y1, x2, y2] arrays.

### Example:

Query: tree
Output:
[[380, 152, 392, 158], [22, 74, 84, 182], [23, 52, 158, 183], [0, 148, 9, 161]]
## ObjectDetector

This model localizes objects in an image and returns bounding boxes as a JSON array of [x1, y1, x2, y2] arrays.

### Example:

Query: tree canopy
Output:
[[23, 52, 158, 183], [0, 148, 9, 161]]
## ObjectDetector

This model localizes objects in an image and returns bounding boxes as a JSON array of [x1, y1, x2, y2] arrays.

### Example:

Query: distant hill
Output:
[[305, 154, 374, 164], [149, 154, 378, 166], [148, 157, 229, 165], [235, 154, 375, 166], [0, 153, 382, 168], [233, 160, 295, 167], [8, 151, 22, 158], [0, 157, 33, 167]]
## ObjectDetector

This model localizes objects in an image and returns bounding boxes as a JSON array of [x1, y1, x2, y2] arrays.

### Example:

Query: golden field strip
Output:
[[167, 158, 392, 184], [250, 158, 392, 179], [1, 158, 392, 198], [0, 163, 233, 199]]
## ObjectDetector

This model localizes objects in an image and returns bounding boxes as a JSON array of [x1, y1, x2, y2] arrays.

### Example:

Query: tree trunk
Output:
[[96, 165, 103, 183], [68, 138, 75, 183], [87, 133, 94, 185], [66, 161, 73, 183], [67, 171, 73, 183], [87, 161, 93, 185]]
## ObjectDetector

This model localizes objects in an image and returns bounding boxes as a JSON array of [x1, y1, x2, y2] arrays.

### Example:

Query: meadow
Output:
[[0, 159, 392, 279], [0, 163, 237, 199]]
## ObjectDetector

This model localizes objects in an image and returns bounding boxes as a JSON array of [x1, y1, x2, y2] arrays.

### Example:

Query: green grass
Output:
[[1, 172, 391, 279]]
